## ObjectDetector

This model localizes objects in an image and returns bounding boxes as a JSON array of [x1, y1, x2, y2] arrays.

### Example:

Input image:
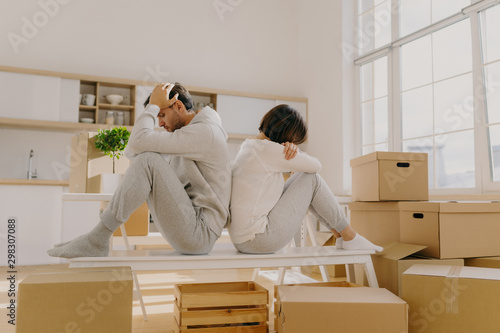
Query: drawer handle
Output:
[[397, 162, 410, 168], [413, 213, 424, 219]]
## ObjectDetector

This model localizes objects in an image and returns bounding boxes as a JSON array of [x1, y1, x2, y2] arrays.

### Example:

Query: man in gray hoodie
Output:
[[48, 82, 231, 257]]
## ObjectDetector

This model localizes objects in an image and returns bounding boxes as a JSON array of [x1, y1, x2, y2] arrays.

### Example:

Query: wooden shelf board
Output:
[[79, 105, 97, 111], [227, 133, 253, 141], [98, 103, 134, 110], [0, 117, 133, 132], [0, 179, 69, 186]]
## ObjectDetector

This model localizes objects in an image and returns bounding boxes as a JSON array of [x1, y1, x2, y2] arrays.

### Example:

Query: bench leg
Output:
[[345, 264, 355, 283], [363, 258, 379, 288], [132, 271, 148, 321], [277, 267, 286, 285], [251, 268, 260, 281]]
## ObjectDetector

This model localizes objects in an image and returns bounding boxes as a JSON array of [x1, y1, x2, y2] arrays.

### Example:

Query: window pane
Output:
[[435, 130, 475, 188], [374, 1, 391, 48], [361, 63, 373, 102], [432, 0, 470, 23], [399, 0, 431, 37], [481, 3, 500, 63], [434, 73, 473, 133], [374, 97, 388, 143], [403, 137, 434, 188], [432, 19, 472, 81], [363, 145, 375, 155], [484, 61, 500, 124], [374, 57, 388, 98], [359, 0, 373, 14], [359, 11, 375, 55], [489, 125, 500, 181], [401, 35, 433, 91], [401, 85, 433, 139], [374, 142, 389, 151], [362, 102, 374, 145]]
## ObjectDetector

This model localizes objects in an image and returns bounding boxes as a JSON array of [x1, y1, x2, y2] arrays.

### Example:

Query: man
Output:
[[48, 82, 231, 258]]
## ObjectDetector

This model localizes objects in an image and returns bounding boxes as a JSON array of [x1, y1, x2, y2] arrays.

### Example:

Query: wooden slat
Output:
[[0, 117, 133, 132], [180, 307, 268, 326], [181, 291, 268, 309], [0, 179, 69, 186], [177, 324, 268, 333]]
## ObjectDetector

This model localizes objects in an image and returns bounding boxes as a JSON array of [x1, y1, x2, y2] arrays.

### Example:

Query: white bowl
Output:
[[105, 94, 124, 105], [80, 118, 95, 123]]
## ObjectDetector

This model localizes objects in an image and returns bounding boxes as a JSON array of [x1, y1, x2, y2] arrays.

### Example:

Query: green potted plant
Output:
[[94, 127, 130, 192]]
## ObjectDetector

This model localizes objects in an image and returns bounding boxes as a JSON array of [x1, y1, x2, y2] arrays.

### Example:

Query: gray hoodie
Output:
[[124, 104, 231, 237]]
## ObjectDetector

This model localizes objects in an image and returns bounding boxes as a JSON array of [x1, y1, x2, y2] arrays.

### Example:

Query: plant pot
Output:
[[101, 173, 124, 193]]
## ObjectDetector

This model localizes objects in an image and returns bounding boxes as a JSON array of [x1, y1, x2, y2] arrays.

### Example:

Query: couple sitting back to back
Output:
[[48, 83, 381, 259]]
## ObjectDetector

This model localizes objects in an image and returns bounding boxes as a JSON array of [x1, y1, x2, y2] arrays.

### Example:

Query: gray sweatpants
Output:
[[235, 172, 350, 254], [100, 152, 218, 254]]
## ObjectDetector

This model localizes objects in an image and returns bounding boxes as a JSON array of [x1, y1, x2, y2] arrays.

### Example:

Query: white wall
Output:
[[0, 0, 301, 97], [297, 0, 354, 194]]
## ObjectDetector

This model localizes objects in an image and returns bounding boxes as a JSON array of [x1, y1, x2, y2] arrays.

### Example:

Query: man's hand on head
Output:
[[150, 83, 179, 109]]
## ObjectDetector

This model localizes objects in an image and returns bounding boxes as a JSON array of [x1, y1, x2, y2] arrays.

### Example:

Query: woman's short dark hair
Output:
[[259, 104, 307, 144], [143, 82, 193, 110]]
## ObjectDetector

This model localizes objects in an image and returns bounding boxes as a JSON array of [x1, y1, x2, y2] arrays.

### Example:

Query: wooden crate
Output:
[[174, 281, 269, 333]]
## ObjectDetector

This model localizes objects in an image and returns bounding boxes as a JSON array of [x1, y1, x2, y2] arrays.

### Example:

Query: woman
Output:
[[228, 104, 382, 254]]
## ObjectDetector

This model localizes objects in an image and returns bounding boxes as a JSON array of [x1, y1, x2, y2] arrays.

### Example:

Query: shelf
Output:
[[0, 117, 133, 132], [0, 179, 69, 186], [79, 105, 97, 111], [98, 103, 134, 111]]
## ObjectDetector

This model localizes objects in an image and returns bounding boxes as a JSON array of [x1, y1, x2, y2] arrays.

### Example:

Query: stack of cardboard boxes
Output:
[[349, 151, 500, 332]]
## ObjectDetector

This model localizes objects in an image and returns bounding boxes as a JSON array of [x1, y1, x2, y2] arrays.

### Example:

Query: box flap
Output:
[[350, 151, 427, 167], [348, 201, 400, 211], [403, 264, 500, 281], [375, 242, 428, 261], [277, 286, 406, 304]]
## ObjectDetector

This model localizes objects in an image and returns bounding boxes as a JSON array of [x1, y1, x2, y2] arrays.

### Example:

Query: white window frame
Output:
[[353, 0, 500, 194]]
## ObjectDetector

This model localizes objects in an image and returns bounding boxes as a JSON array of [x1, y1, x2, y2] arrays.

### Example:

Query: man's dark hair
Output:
[[143, 82, 193, 110], [259, 104, 307, 145]]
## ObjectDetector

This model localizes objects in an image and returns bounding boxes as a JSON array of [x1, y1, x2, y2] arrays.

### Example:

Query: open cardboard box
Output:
[[372, 242, 464, 296]]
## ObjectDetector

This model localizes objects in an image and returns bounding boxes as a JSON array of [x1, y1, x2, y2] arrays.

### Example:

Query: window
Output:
[[400, 19, 474, 189], [355, 0, 500, 193], [358, 0, 392, 56], [360, 56, 389, 154], [399, 0, 470, 37], [480, 4, 500, 182]]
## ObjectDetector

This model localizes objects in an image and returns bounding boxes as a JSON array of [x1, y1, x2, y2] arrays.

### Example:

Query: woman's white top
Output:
[[228, 139, 321, 244]]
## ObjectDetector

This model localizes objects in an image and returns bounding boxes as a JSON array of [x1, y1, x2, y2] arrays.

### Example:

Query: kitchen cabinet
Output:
[[0, 65, 307, 184]]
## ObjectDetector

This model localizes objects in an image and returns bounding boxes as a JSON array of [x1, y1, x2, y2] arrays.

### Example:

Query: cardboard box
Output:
[[464, 256, 500, 269], [372, 242, 464, 296], [112, 201, 149, 236], [17, 267, 133, 333], [275, 286, 408, 333], [349, 201, 401, 244], [274, 282, 363, 331], [174, 281, 268, 333], [402, 264, 500, 333], [301, 234, 346, 278], [400, 201, 500, 258], [69, 132, 130, 193], [350, 151, 428, 202]]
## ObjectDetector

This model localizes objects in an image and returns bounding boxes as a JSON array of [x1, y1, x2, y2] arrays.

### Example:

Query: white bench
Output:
[[64, 193, 379, 322]]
